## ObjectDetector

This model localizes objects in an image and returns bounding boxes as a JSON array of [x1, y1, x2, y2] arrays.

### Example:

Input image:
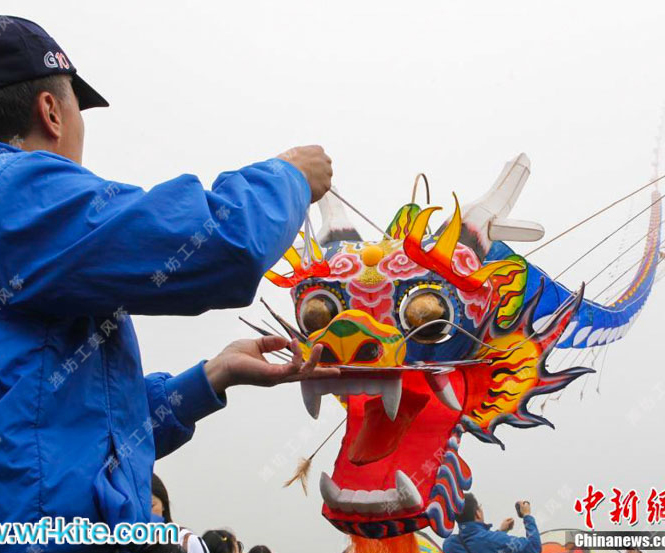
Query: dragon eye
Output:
[[298, 290, 343, 334], [399, 288, 454, 344]]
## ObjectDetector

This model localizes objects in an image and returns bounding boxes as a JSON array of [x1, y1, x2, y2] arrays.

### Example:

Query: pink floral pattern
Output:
[[347, 280, 396, 325], [324, 244, 492, 327], [451, 244, 492, 326], [378, 249, 429, 280], [329, 252, 362, 280]]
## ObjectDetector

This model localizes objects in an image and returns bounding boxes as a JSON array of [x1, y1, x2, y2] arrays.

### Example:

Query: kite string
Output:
[[596, 104, 665, 293], [595, 344, 611, 394], [595, 251, 665, 303], [517, 190, 662, 333], [332, 171, 664, 262], [524, 173, 665, 258], [585, 219, 665, 287], [329, 188, 393, 240], [282, 417, 347, 494], [552, 193, 664, 281], [301, 210, 322, 269], [309, 417, 346, 460]]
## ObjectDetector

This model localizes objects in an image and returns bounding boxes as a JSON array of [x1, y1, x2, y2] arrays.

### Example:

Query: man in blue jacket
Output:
[[443, 494, 542, 553], [0, 16, 339, 550]]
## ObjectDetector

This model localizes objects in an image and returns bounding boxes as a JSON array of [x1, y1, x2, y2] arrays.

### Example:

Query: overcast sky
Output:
[[5, 1, 665, 551]]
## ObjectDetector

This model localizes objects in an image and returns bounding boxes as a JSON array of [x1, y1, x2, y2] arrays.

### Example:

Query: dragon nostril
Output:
[[352, 341, 382, 363]]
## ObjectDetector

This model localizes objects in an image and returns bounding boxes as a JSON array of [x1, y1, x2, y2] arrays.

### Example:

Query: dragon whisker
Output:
[[392, 283, 584, 364], [260, 298, 308, 343], [238, 316, 273, 337], [268, 350, 294, 362], [329, 361, 489, 373], [238, 316, 296, 362], [262, 319, 288, 338], [393, 318, 516, 365]]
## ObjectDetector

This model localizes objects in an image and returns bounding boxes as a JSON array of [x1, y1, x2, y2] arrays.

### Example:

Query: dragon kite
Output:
[[260, 153, 662, 550]]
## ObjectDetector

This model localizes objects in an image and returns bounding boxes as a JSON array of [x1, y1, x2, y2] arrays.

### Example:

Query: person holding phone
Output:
[[443, 493, 542, 553]]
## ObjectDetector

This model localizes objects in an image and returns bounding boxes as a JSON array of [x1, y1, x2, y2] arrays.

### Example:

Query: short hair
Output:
[[0, 75, 70, 144], [456, 492, 480, 523], [248, 547, 271, 553], [203, 529, 240, 553]]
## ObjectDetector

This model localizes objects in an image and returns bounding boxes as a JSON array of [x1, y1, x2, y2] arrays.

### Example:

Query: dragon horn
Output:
[[404, 194, 523, 293], [264, 232, 330, 288], [442, 153, 544, 259]]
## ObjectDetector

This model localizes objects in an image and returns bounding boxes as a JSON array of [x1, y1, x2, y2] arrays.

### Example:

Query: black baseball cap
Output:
[[0, 16, 108, 110]]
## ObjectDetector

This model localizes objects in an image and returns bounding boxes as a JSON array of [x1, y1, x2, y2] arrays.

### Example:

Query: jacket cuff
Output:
[[164, 361, 227, 427], [270, 158, 312, 204]]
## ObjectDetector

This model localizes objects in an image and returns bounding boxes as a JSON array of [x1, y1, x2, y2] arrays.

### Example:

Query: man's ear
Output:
[[34, 91, 63, 140]]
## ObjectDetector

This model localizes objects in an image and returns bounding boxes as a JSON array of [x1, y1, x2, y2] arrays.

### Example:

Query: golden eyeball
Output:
[[404, 292, 446, 328], [302, 297, 336, 332]]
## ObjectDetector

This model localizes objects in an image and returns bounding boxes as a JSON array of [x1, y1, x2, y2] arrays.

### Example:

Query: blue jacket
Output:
[[443, 516, 541, 553], [0, 142, 310, 550]]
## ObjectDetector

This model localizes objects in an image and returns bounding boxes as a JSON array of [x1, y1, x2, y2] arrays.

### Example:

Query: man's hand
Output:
[[204, 335, 340, 393], [499, 518, 515, 532], [278, 145, 332, 202], [517, 500, 531, 517]]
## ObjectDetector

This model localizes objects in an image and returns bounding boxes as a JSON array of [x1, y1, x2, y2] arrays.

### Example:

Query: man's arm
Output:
[[144, 362, 222, 459], [0, 147, 328, 316], [486, 514, 541, 553], [521, 515, 542, 553], [145, 336, 336, 458]]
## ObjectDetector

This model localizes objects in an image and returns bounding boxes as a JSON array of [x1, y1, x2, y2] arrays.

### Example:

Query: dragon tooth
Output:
[[366, 490, 388, 513], [380, 378, 402, 421], [337, 489, 356, 512], [363, 379, 381, 396], [351, 490, 371, 513], [301, 381, 321, 419], [319, 472, 341, 510], [395, 470, 423, 509], [345, 379, 363, 395], [383, 488, 400, 506], [429, 373, 462, 411], [438, 380, 462, 411]]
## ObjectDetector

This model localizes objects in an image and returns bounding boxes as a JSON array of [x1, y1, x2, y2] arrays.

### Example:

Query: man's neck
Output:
[[14, 135, 55, 154]]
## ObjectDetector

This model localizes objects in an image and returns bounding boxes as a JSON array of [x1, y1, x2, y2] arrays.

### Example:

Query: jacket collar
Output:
[[459, 520, 493, 533], [0, 142, 20, 154]]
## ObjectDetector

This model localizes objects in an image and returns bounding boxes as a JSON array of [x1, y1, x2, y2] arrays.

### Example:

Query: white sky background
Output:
[[6, 1, 665, 551]]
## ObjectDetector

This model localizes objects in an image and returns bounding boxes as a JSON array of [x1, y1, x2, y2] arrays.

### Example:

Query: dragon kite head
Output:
[[262, 154, 661, 541]]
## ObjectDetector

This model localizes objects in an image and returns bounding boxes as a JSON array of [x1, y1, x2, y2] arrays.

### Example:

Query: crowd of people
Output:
[[147, 480, 645, 553], [149, 473, 541, 553], [149, 474, 271, 553]]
